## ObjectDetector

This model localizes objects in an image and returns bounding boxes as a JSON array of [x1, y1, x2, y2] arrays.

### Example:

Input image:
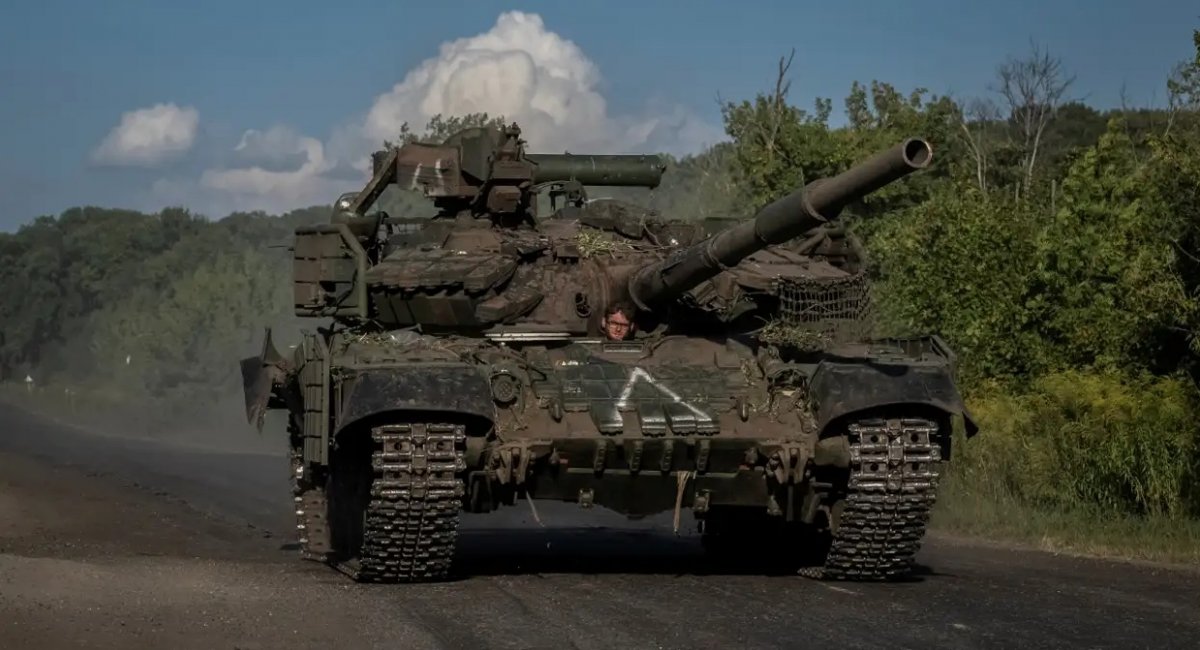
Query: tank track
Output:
[[291, 447, 329, 560], [334, 421, 467, 583], [801, 415, 943, 580]]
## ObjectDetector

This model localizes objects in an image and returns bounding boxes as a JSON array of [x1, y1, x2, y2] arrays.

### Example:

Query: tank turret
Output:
[[626, 138, 932, 311]]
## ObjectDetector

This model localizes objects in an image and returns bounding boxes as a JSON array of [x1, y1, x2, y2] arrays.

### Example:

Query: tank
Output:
[[240, 123, 978, 583]]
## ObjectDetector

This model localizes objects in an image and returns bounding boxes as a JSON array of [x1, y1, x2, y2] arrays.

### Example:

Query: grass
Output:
[[756, 320, 835, 351], [575, 230, 633, 257], [932, 476, 1200, 566], [928, 368, 1200, 567]]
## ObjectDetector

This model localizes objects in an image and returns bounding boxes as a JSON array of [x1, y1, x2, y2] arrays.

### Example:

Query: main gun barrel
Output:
[[528, 153, 667, 188], [627, 138, 933, 310]]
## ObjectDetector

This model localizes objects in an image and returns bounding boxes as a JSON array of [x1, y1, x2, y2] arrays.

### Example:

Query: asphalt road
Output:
[[2, 402, 1198, 649]]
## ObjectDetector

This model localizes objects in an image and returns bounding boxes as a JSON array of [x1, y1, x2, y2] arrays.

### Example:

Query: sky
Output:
[[1, 0, 1196, 230]]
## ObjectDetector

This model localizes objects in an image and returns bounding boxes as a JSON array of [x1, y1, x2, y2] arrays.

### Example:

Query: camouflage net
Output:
[[763, 271, 875, 351]]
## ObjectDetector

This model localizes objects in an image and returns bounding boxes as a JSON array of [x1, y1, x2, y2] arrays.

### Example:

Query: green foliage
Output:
[[950, 370, 1200, 519], [0, 207, 207, 377], [385, 112, 509, 149], [720, 87, 839, 209], [574, 229, 632, 258], [720, 73, 960, 221], [1167, 29, 1200, 112], [866, 116, 1200, 382], [88, 246, 292, 398], [0, 204, 305, 431], [868, 184, 1048, 380], [1034, 118, 1199, 371], [755, 320, 833, 351]]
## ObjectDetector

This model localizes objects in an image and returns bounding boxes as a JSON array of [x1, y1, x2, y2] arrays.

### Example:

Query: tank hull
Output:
[[242, 328, 975, 583]]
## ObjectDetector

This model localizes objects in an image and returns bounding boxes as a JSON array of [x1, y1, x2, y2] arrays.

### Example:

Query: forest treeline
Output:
[[2, 30, 1199, 552]]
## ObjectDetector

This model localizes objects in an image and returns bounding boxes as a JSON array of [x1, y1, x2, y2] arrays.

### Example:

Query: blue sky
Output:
[[1, 0, 1196, 230]]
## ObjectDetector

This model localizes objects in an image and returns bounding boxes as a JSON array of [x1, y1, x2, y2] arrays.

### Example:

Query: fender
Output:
[[810, 341, 979, 438], [239, 327, 292, 432], [334, 364, 496, 435]]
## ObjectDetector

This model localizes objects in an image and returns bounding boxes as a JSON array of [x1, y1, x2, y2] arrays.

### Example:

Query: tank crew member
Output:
[[602, 301, 637, 341]]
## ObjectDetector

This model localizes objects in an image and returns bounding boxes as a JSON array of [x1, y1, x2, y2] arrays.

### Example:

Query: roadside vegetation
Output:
[[2, 30, 1199, 563]]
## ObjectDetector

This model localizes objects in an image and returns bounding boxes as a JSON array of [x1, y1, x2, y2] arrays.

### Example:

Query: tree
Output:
[[1166, 28, 1200, 136], [953, 96, 1004, 194], [384, 112, 508, 149], [868, 185, 1048, 380], [993, 41, 1076, 195], [1034, 117, 1198, 372]]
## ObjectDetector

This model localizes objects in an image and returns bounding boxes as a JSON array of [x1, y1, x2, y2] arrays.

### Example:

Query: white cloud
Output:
[[196, 127, 338, 208], [226, 126, 314, 172], [92, 103, 199, 166], [137, 127, 342, 216], [360, 11, 719, 156], [156, 11, 724, 215]]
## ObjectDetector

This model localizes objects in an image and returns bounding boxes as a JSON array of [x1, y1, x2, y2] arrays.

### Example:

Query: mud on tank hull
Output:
[[242, 328, 978, 583]]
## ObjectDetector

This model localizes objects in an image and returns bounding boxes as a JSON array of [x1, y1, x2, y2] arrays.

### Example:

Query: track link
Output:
[[336, 422, 467, 583], [802, 416, 943, 580], [291, 447, 330, 560]]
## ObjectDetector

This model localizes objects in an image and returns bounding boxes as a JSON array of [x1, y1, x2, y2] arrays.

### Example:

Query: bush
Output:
[[948, 369, 1200, 519]]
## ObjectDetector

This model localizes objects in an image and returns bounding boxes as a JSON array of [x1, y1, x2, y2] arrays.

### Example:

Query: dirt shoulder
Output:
[[0, 450, 432, 650]]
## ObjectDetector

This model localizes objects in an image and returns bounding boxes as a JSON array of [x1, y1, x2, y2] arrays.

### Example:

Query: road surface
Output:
[[1, 402, 1198, 649]]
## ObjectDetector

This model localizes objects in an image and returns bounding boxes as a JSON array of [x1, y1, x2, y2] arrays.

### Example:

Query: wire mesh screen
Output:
[[764, 272, 876, 350]]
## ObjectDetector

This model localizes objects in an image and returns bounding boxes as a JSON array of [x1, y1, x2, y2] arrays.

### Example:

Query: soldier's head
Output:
[[602, 300, 637, 341]]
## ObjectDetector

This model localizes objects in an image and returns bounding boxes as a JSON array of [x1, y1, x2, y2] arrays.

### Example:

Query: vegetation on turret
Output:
[[574, 230, 633, 258]]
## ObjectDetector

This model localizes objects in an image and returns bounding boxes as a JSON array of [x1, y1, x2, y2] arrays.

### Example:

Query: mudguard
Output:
[[810, 343, 979, 438], [334, 365, 496, 435], [239, 328, 291, 432]]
